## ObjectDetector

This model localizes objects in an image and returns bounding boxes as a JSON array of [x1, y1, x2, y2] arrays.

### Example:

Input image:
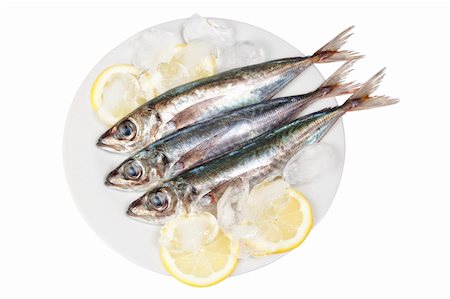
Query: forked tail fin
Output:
[[312, 26, 363, 63], [318, 60, 361, 97], [342, 68, 399, 111]]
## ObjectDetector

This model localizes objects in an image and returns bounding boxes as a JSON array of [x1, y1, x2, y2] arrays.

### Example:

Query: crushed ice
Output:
[[182, 14, 234, 48], [129, 14, 266, 85], [283, 143, 337, 186], [217, 41, 265, 72], [217, 179, 256, 239], [217, 177, 294, 257], [102, 73, 142, 111], [131, 29, 177, 71], [159, 212, 219, 253]]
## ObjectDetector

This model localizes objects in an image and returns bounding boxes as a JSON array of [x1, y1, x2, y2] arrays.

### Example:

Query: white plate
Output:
[[63, 17, 345, 275]]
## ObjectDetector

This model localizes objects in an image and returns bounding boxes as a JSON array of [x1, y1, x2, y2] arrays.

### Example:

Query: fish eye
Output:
[[123, 161, 143, 180], [116, 120, 136, 140], [147, 192, 168, 211]]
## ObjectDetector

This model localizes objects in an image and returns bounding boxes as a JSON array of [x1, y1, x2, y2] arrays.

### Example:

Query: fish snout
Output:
[[97, 131, 117, 151], [127, 196, 150, 219], [105, 169, 120, 188], [104, 167, 139, 191]]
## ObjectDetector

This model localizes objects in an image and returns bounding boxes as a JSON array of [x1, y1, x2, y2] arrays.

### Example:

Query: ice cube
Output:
[[131, 29, 177, 71], [217, 177, 292, 244], [182, 14, 234, 48], [102, 72, 142, 112], [158, 212, 219, 253], [217, 179, 254, 237], [175, 216, 218, 251], [171, 40, 217, 79], [245, 176, 290, 221], [217, 41, 265, 72], [283, 143, 337, 186], [153, 61, 190, 94], [138, 71, 157, 100]]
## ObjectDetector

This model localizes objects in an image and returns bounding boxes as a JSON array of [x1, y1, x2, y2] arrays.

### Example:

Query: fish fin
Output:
[[312, 26, 363, 63], [169, 95, 225, 130], [208, 178, 247, 205], [168, 160, 185, 178], [343, 68, 399, 111], [318, 60, 360, 97], [177, 127, 235, 170], [192, 178, 247, 216]]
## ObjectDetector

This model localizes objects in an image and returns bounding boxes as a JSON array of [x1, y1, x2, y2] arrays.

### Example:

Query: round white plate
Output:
[[63, 17, 345, 275]]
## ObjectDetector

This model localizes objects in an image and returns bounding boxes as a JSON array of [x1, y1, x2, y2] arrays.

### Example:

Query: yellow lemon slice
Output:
[[90, 64, 146, 125], [243, 177, 313, 255], [160, 212, 239, 287]]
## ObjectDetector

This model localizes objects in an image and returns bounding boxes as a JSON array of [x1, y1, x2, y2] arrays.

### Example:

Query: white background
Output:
[[1, 1, 449, 299]]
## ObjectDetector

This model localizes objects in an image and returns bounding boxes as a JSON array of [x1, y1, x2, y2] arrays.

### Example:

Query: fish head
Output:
[[105, 149, 169, 191], [97, 107, 160, 153], [127, 182, 190, 225]]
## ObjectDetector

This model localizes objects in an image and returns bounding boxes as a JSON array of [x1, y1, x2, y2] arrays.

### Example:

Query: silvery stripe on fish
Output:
[[97, 26, 361, 154], [127, 69, 398, 224], [177, 108, 344, 196], [106, 61, 358, 191]]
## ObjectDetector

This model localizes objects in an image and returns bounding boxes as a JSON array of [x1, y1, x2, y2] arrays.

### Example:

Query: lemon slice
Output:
[[243, 177, 313, 255], [90, 64, 145, 125], [160, 212, 239, 287]]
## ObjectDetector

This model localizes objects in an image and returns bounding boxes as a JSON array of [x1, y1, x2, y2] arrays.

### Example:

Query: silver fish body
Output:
[[173, 108, 343, 203], [97, 27, 359, 153], [106, 62, 358, 191], [127, 69, 398, 224]]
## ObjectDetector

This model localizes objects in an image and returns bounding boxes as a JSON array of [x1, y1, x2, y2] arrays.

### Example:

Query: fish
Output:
[[97, 26, 361, 154], [106, 61, 359, 191], [126, 69, 398, 224]]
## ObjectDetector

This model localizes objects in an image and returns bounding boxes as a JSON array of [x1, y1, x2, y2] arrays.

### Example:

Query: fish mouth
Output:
[[126, 201, 142, 218], [97, 138, 119, 152], [104, 169, 136, 191], [126, 210, 155, 224], [126, 194, 181, 225], [104, 171, 124, 190], [96, 138, 108, 149], [96, 129, 123, 152], [104, 177, 115, 187], [104, 166, 120, 184], [126, 196, 158, 224], [127, 196, 145, 215], [105, 168, 156, 192]]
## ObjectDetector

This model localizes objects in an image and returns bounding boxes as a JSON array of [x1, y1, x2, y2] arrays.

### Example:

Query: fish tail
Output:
[[312, 26, 363, 63], [342, 68, 399, 111], [318, 60, 360, 97]]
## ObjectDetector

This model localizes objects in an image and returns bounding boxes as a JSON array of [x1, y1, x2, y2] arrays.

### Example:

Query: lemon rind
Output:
[[90, 64, 141, 111], [244, 189, 314, 256], [160, 243, 239, 287]]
